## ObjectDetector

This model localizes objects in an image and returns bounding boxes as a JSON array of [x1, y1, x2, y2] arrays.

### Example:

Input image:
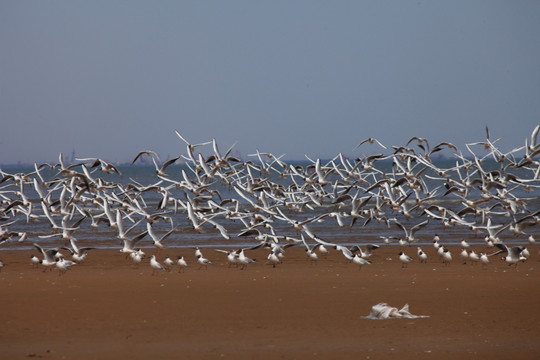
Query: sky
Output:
[[1, 1, 539, 165]]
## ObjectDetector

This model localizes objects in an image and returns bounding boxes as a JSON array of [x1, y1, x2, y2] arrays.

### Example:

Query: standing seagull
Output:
[[150, 255, 166, 275], [237, 249, 256, 270], [197, 254, 212, 270], [442, 248, 452, 266], [30, 255, 40, 268], [352, 254, 371, 270], [215, 249, 239, 268], [177, 256, 188, 272], [266, 251, 281, 268], [163, 256, 175, 271], [399, 251, 413, 268], [55, 257, 76, 275], [480, 253, 490, 269], [416, 247, 428, 263]]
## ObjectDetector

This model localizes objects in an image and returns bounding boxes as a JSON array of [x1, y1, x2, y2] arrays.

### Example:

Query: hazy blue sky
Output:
[[1, 1, 539, 164]]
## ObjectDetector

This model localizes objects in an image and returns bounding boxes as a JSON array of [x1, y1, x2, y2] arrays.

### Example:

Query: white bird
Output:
[[306, 248, 319, 264], [120, 231, 148, 256], [177, 256, 188, 272], [350, 244, 380, 259], [468, 250, 479, 264], [416, 247, 428, 263], [442, 248, 452, 266], [480, 253, 490, 268], [150, 255, 166, 275], [399, 251, 413, 268], [146, 222, 176, 251], [237, 249, 256, 270], [30, 255, 40, 268], [301, 234, 323, 264], [62, 238, 94, 263], [197, 255, 212, 270], [460, 248, 469, 264], [318, 244, 329, 257], [492, 243, 525, 267], [33, 243, 59, 270], [163, 256, 174, 270], [393, 219, 429, 244], [460, 240, 470, 249], [266, 251, 281, 268], [333, 244, 355, 261], [352, 254, 371, 269], [55, 257, 76, 275], [130, 250, 144, 265], [437, 244, 445, 258], [215, 249, 239, 268], [521, 247, 530, 260], [354, 137, 387, 150]]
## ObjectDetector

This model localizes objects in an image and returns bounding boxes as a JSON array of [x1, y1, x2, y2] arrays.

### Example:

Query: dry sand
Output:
[[1, 244, 539, 359]]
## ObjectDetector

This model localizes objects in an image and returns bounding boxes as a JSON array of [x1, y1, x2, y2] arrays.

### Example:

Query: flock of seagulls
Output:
[[0, 126, 539, 274]]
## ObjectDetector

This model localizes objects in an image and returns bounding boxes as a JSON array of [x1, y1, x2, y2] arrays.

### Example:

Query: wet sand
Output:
[[1, 244, 539, 359]]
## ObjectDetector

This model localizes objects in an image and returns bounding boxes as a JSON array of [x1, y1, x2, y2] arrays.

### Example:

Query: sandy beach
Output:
[[1, 244, 539, 360]]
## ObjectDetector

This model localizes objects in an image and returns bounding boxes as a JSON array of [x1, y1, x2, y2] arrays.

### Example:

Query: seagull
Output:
[[354, 137, 387, 150], [352, 254, 371, 270], [150, 255, 166, 275], [350, 244, 380, 258], [521, 247, 530, 260], [306, 247, 319, 264], [146, 222, 175, 250], [437, 244, 445, 258], [33, 243, 59, 270], [197, 254, 212, 270], [393, 219, 429, 245], [266, 251, 281, 268], [237, 249, 256, 270], [215, 249, 239, 268], [333, 244, 355, 261], [55, 257, 76, 275], [460, 248, 469, 264], [416, 247, 428, 263], [30, 255, 40, 268], [441, 248, 452, 266], [479, 253, 490, 268], [120, 231, 148, 256], [468, 250, 479, 265], [318, 244, 329, 257], [132, 150, 179, 177], [163, 256, 175, 270], [62, 238, 94, 263], [177, 256, 188, 272], [130, 250, 144, 265], [399, 251, 413, 268], [492, 243, 525, 267]]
